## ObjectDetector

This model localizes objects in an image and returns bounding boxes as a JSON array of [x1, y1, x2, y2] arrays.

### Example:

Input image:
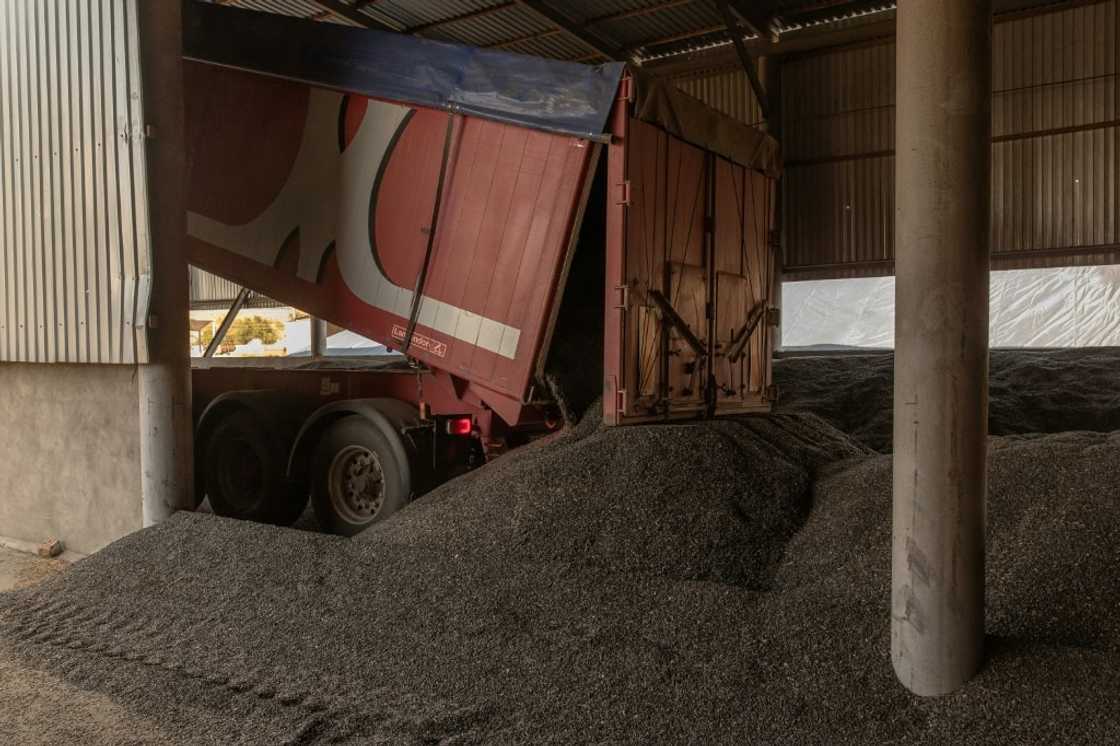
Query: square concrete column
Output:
[[892, 0, 992, 696], [138, 0, 194, 525]]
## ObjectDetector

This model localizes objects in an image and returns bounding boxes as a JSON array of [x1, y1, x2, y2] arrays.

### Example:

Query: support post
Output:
[[715, 0, 769, 120], [892, 0, 992, 696], [138, 0, 194, 526], [203, 287, 252, 358], [310, 317, 328, 359]]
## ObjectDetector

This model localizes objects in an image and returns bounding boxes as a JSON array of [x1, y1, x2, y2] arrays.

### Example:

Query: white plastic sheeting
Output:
[[783, 266, 1120, 349]]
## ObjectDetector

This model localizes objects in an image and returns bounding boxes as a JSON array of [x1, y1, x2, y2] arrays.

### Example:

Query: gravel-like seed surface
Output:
[[1, 351, 1118, 743], [2, 409, 1120, 739], [774, 347, 1120, 451]]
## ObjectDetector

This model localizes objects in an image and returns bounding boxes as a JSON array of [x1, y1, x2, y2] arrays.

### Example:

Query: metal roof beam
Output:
[[715, 0, 769, 119], [728, 0, 778, 43], [594, 0, 699, 24], [777, 1, 894, 31], [513, 0, 629, 61], [308, 0, 402, 32]]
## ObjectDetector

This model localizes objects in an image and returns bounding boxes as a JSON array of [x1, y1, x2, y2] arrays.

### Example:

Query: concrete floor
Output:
[[0, 546, 174, 744], [0, 546, 68, 592]]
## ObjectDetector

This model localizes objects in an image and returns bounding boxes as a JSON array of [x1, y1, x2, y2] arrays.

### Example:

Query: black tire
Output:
[[310, 415, 411, 537], [203, 410, 308, 526]]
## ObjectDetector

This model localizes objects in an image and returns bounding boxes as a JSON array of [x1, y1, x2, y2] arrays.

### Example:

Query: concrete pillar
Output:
[[310, 317, 328, 358], [892, 0, 992, 697], [138, 1, 194, 526]]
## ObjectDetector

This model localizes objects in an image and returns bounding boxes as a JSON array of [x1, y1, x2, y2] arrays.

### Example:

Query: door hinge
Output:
[[618, 75, 635, 103], [614, 283, 630, 311], [616, 388, 628, 413], [615, 180, 631, 206]]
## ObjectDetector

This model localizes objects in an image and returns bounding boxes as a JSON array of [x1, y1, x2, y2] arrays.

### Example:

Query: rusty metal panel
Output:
[[0, 0, 151, 363], [673, 67, 764, 127], [783, 0, 1120, 280]]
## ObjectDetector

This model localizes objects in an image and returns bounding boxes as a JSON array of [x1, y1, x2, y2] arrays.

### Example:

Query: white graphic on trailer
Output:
[[186, 90, 521, 360], [187, 91, 339, 283]]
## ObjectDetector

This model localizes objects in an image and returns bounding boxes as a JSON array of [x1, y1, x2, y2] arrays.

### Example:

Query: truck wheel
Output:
[[310, 415, 410, 536], [203, 410, 308, 526]]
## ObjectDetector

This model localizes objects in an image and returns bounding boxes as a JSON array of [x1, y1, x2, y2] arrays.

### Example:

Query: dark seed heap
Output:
[[1, 350, 1119, 744], [774, 347, 1120, 451]]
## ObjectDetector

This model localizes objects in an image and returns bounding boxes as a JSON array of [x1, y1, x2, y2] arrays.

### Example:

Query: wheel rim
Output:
[[327, 444, 386, 524]]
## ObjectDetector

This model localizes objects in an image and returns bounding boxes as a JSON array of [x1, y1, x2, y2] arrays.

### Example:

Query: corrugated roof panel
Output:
[[637, 27, 740, 62], [227, 0, 359, 24], [0, 0, 152, 364], [202, 0, 1093, 67], [353, 0, 508, 32], [403, 0, 519, 35], [431, 6, 554, 49], [501, 33, 595, 62], [592, 1, 724, 50]]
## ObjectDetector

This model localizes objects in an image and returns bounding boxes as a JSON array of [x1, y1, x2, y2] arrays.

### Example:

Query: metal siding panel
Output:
[[187, 267, 284, 310], [0, 0, 150, 363], [27, 1, 41, 361], [126, 0, 150, 362], [783, 0, 1120, 279], [672, 67, 763, 127], [16, 0, 32, 359], [0, 1, 12, 359]]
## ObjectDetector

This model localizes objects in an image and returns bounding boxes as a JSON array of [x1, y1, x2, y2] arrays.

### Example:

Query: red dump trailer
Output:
[[184, 3, 781, 534]]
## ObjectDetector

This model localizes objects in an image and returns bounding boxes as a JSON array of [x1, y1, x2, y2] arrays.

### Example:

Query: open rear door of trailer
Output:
[[603, 75, 782, 425]]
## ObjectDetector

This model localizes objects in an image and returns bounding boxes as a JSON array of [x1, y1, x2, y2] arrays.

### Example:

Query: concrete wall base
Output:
[[0, 363, 143, 555]]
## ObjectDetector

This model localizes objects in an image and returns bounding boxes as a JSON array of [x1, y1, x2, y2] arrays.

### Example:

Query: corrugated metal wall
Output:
[[782, 0, 1120, 279], [674, 67, 764, 127], [189, 266, 282, 310], [0, 0, 151, 363]]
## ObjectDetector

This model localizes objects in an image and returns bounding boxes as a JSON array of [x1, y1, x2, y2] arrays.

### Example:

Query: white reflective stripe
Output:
[[187, 90, 341, 278], [187, 93, 522, 360]]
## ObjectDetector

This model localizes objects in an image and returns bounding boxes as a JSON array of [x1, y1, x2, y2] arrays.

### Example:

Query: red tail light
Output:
[[446, 416, 473, 436]]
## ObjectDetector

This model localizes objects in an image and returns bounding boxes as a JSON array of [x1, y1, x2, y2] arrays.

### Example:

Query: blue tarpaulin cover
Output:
[[183, 1, 625, 141]]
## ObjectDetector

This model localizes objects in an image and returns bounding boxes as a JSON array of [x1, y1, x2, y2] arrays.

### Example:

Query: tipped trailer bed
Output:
[[184, 2, 781, 534]]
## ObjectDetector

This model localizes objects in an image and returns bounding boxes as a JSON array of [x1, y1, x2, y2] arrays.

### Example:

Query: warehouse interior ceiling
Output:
[[200, 0, 1085, 68], [193, 0, 1119, 282]]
